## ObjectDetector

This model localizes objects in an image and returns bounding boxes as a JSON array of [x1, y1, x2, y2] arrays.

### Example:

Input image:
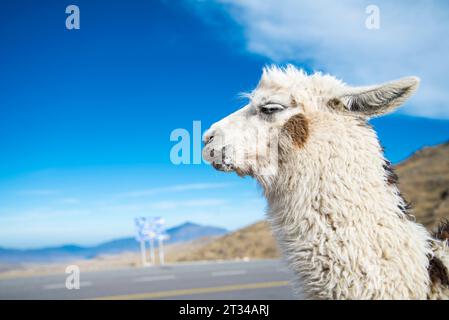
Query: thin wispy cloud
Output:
[[57, 198, 80, 205], [151, 198, 228, 210], [0, 207, 90, 223], [189, 0, 449, 118], [18, 189, 59, 196], [117, 182, 232, 198], [100, 198, 228, 212]]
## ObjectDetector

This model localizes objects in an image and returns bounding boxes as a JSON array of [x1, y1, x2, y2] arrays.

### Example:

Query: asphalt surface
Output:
[[0, 259, 298, 300]]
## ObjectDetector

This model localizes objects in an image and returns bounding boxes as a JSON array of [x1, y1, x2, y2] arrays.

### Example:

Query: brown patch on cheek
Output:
[[282, 114, 309, 148]]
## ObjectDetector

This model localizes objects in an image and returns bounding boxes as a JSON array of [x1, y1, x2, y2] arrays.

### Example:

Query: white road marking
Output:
[[43, 281, 92, 290], [211, 270, 247, 277], [133, 275, 175, 282]]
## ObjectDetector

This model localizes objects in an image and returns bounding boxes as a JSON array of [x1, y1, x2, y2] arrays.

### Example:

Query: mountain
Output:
[[88, 222, 227, 256], [0, 222, 227, 264], [165, 222, 228, 243], [0, 245, 88, 264], [395, 141, 449, 229], [177, 142, 449, 261], [176, 221, 280, 262]]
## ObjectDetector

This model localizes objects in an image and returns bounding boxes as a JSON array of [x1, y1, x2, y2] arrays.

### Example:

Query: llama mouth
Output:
[[212, 162, 251, 178], [205, 145, 250, 177], [211, 161, 235, 172]]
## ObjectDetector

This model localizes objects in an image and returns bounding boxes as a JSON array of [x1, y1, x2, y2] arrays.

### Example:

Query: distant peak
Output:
[[177, 221, 199, 228]]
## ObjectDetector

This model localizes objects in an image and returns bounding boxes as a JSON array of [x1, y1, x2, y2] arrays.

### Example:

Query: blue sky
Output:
[[1, 0, 448, 248]]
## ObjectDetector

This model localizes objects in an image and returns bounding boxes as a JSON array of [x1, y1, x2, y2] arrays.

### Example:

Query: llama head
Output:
[[202, 65, 419, 186]]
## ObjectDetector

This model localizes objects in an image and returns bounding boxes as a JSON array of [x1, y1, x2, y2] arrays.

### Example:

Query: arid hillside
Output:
[[179, 142, 449, 261], [176, 220, 280, 262], [396, 142, 449, 229]]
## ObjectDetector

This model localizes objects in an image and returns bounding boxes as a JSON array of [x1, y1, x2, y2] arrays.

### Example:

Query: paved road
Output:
[[0, 260, 298, 300]]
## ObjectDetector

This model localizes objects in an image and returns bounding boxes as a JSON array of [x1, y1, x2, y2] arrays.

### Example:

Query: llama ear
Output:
[[329, 77, 420, 117]]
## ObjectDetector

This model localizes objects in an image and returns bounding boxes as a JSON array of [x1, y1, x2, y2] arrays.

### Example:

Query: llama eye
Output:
[[259, 104, 285, 115]]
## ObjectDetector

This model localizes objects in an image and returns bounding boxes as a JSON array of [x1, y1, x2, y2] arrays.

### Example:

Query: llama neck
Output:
[[264, 117, 431, 299], [266, 119, 402, 230], [266, 134, 401, 244]]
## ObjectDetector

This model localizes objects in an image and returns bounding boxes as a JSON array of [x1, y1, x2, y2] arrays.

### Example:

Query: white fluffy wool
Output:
[[203, 65, 449, 299]]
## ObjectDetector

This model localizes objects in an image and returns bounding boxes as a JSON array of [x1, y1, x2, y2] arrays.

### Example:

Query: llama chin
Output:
[[203, 65, 449, 300]]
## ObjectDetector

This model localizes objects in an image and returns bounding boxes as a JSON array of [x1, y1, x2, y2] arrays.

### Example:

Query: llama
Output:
[[202, 65, 449, 299]]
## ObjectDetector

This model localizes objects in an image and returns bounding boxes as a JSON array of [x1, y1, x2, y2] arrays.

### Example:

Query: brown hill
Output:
[[396, 142, 449, 229], [180, 142, 449, 261], [176, 220, 280, 261]]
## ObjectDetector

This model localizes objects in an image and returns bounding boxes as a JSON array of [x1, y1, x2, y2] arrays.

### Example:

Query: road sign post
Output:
[[158, 235, 165, 265], [149, 237, 155, 264], [134, 217, 169, 266], [139, 239, 150, 266]]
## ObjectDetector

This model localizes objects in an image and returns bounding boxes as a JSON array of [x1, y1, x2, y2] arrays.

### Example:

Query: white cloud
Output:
[[117, 182, 232, 198], [0, 207, 90, 223], [57, 198, 80, 205], [190, 0, 449, 118], [151, 198, 227, 210], [18, 189, 59, 196]]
